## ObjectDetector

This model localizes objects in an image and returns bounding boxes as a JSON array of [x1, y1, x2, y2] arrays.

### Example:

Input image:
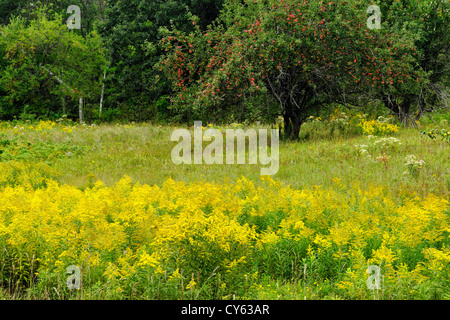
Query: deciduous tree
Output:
[[161, 0, 424, 139], [0, 8, 106, 121]]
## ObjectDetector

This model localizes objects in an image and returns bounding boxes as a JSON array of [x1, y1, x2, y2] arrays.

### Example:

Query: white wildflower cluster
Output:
[[374, 137, 402, 148], [404, 155, 425, 167], [331, 116, 349, 127], [403, 155, 425, 177], [354, 144, 370, 157], [354, 136, 403, 164], [331, 112, 349, 125]]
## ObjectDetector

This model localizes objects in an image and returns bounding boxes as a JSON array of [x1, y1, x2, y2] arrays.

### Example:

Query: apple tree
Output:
[[161, 0, 425, 139]]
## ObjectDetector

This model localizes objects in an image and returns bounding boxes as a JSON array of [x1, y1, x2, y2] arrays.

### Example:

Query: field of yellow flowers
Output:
[[0, 114, 448, 300]]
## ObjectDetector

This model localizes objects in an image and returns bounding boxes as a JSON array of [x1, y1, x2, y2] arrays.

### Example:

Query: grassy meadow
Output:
[[0, 111, 448, 300]]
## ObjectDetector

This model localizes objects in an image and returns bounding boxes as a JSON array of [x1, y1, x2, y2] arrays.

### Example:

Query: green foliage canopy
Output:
[[0, 8, 106, 120], [161, 0, 426, 139]]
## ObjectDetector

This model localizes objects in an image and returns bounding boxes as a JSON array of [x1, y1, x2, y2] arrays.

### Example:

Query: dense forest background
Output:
[[0, 0, 448, 139]]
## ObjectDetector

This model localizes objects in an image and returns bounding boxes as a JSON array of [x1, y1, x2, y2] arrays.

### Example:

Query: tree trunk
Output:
[[79, 97, 84, 123], [289, 114, 303, 141], [382, 94, 414, 126], [398, 97, 412, 126], [99, 69, 107, 118], [283, 112, 291, 140], [289, 121, 301, 140], [283, 102, 303, 140]]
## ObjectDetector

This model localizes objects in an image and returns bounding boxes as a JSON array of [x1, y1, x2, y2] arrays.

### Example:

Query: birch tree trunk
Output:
[[79, 97, 84, 123], [99, 69, 107, 118]]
